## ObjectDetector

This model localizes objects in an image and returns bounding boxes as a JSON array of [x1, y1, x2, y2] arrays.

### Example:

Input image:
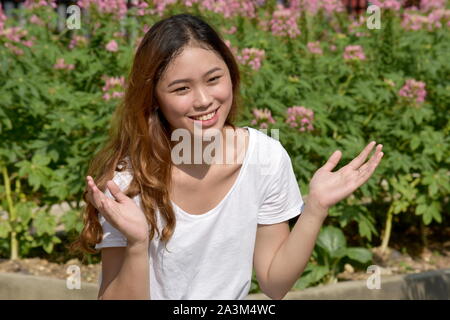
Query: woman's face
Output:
[[155, 45, 233, 138]]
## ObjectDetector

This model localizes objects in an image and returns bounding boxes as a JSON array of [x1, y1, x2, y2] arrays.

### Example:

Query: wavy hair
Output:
[[70, 13, 242, 255]]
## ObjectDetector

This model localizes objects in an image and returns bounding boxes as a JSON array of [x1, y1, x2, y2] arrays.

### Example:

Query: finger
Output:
[[322, 150, 342, 172], [85, 177, 96, 206], [348, 141, 377, 170], [85, 177, 95, 205], [87, 176, 108, 210], [357, 147, 384, 180], [106, 180, 128, 203]]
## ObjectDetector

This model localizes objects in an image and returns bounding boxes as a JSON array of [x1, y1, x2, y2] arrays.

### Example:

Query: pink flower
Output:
[[343, 45, 366, 61], [402, 8, 450, 31], [222, 26, 237, 34], [0, 25, 35, 53], [401, 12, 428, 30], [195, 0, 257, 19], [105, 40, 118, 52], [4, 42, 24, 56], [237, 48, 265, 71], [266, 5, 301, 38], [285, 106, 314, 132], [288, 0, 344, 16], [224, 40, 239, 58], [29, 15, 44, 26], [53, 58, 75, 70], [398, 79, 427, 105], [420, 0, 446, 12], [307, 42, 323, 55], [102, 76, 125, 101], [370, 0, 403, 11], [69, 35, 88, 49], [77, 0, 128, 19], [24, 0, 57, 9], [251, 108, 276, 129]]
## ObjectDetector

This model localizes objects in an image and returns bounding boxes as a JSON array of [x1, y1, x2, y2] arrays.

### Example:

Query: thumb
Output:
[[322, 150, 342, 172], [106, 180, 128, 202]]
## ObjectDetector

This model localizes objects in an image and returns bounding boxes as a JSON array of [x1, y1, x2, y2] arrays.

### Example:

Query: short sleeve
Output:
[[94, 171, 131, 250], [257, 144, 304, 225]]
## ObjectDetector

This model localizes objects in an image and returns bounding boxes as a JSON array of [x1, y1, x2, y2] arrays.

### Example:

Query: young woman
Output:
[[71, 13, 384, 300]]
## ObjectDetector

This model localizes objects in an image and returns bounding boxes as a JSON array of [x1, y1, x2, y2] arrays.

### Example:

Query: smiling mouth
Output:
[[188, 106, 220, 121]]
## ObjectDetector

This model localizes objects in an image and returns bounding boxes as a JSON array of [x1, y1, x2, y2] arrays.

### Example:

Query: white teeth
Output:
[[192, 110, 216, 121]]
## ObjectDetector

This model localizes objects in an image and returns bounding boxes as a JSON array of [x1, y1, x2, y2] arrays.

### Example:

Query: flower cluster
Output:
[[420, 0, 446, 12], [128, 0, 150, 16], [285, 106, 314, 132], [29, 14, 45, 26], [402, 8, 450, 30], [105, 40, 119, 52], [54, 58, 75, 70], [102, 76, 125, 101], [195, 0, 258, 19], [343, 45, 366, 61], [68, 35, 88, 50], [23, 0, 57, 10], [237, 48, 265, 71], [224, 40, 239, 58], [77, 0, 128, 19], [0, 26, 34, 55], [250, 108, 276, 129], [348, 15, 369, 37], [147, 0, 261, 19], [307, 41, 323, 55], [147, 0, 177, 17], [369, 0, 403, 11], [289, 0, 344, 16], [265, 5, 301, 38], [398, 79, 427, 105], [222, 26, 237, 35]]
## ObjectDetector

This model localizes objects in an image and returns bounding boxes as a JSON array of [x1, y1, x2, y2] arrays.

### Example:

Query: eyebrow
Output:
[[167, 67, 223, 88]]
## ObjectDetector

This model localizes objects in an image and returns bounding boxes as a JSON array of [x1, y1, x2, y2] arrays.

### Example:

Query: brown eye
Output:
[[209, 76, 221, 82]]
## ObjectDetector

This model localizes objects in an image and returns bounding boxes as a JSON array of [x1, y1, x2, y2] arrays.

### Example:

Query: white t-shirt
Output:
[[95, 126, 304, 299]]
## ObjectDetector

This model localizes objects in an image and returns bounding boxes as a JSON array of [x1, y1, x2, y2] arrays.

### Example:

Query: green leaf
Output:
[[294, 264, 329, 290], [0, 220, 12, 238], [345, 247, 373, 263], [32, 153, 51, 166], [316, 226, 347, 258]]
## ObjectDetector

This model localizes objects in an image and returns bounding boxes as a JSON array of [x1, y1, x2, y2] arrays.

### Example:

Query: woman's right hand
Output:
[[85, 175, 149, 246]]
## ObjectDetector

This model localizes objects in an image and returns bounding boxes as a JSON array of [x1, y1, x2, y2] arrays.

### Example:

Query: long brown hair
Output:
[[70, 13, 242, 255]]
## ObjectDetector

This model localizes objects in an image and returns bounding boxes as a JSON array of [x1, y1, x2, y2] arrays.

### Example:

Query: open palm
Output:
[[309, 141, 384, 211]]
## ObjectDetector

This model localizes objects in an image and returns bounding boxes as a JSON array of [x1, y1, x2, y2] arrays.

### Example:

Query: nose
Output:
[[193, 85, 213, 109]]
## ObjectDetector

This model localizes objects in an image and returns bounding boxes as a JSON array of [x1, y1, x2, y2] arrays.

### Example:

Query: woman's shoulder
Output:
[[245, 126, 287, 172], [246, 126, 284, 153]]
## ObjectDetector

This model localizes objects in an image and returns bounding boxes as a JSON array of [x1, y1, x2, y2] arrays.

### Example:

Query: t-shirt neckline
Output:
[[171, 126, 254, 219]]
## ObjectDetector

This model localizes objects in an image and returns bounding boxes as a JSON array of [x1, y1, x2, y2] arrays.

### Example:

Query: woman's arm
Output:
[[262, 198, 327, 300], [98, 241, 150, 300], [259, 142, 383, 299]]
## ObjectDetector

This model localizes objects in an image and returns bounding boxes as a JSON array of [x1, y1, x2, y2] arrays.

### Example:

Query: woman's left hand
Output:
[[308, 141, 384, 212]]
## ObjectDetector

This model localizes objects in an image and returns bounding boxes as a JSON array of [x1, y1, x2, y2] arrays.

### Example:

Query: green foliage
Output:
[[294, 226, 372, 289]]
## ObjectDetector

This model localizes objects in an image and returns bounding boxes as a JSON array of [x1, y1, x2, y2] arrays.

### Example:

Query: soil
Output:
[[0, 227, 449, 286], [0, 257, 101, 284]]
